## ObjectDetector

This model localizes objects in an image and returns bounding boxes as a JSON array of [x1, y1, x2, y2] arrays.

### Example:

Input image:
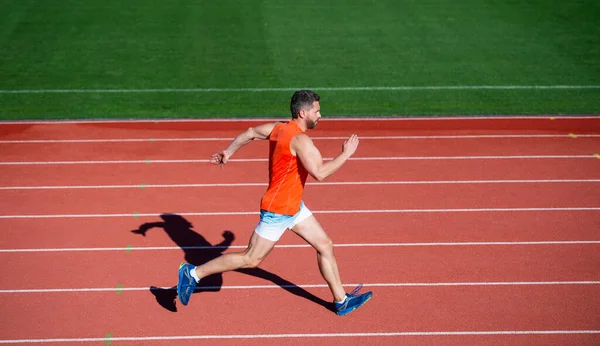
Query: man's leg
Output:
[[291, 214, 372, 316], [195, 231, 276, 279], [178, 231, 276, 305], [290, 215, 346, 302]]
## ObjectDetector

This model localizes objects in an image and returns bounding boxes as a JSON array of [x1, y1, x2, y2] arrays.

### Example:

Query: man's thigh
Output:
[[290, 215, 331, 249], [246, 231, 278, 261]]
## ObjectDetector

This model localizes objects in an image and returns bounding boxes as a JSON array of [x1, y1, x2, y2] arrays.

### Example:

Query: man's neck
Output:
[[292, 118, 308, 132]]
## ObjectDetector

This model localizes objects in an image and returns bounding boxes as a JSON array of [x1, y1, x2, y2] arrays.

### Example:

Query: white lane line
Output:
[[2, 85, 600, 94], [2, 179, 599, 190], [2, 241, 599, 253], [1, 134, 600, 143], [0, 208, 598, 219], [0, 155, 595, 165], [1, 330, 600, 343], [0, 159, 216, 165], [348, 155, 594, 161], [0, 183, 267, 190], [2, 281, 599, 294], [1, 115, 599, 125]]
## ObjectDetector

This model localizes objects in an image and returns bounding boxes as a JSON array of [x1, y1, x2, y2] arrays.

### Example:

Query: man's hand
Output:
[[210, 150, 230, 166], [342, 134, 359, 157]]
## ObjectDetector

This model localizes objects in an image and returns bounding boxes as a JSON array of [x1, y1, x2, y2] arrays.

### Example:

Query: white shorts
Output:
[[254, 202, 313, 241]]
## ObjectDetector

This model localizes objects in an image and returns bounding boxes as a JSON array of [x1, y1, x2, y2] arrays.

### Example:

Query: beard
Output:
[[307, 119, 319, 129]]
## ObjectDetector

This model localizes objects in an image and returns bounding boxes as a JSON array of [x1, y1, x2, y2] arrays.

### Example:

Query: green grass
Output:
[[1, 0, 599, 119]]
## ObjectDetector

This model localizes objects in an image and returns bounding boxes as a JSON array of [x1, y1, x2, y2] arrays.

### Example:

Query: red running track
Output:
[[0, 116, 599, 345]]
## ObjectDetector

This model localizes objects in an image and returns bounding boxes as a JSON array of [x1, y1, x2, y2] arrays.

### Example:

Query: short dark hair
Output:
[[290, 90, 320, 119]]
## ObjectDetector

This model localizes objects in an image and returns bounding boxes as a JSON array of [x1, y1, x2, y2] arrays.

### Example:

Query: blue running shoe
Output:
[[177, 262, 197, 306], [335, 284, 373, 316]]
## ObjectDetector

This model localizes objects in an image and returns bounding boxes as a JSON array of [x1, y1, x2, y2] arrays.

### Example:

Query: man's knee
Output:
[[241, 253, 264, 268], [245, 258, 263, 268], [316, 235, 334, 254]]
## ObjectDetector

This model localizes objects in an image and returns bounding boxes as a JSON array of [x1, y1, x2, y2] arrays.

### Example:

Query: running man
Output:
[[177, 90, 372, 316]]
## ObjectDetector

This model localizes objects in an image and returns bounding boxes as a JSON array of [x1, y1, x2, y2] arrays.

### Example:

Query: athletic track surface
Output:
[[0, 116, 599, 345]]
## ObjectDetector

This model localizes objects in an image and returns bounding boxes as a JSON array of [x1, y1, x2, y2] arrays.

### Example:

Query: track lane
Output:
[[1, 117, 599, 141], [1, 211, 599, 250], [1, 159, 599, 188], [1, 244, 598, 289], [0, 285, 598, 342], [1, 136, 599, 162], [1, 183, 598, 215]]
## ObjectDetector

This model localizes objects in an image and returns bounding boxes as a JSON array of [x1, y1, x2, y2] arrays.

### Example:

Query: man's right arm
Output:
[[210, 122, 278, 165], [293, 133, 359, 182]]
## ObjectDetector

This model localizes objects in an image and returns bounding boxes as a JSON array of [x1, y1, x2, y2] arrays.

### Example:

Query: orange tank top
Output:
[[260, 121, 308, 215]]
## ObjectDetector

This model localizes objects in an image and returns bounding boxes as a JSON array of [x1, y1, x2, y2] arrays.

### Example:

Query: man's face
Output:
[[304, 101, 322, 129]]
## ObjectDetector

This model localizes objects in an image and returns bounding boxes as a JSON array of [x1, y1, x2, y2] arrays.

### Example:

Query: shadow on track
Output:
[[131, 213, 333, 313]]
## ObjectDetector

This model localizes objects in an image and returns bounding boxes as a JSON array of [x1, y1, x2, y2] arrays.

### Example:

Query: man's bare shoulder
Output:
[[251, 121, 282, 139], [292, 132, 313, 145], [290, 132, 316, 155]]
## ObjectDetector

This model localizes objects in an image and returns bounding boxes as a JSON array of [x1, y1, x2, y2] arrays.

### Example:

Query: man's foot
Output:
[[335, 284, 373, 316], [177, 262, 197, 306]]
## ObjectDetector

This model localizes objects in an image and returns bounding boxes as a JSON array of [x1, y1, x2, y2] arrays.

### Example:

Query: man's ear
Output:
[[298, 108, 306, 119]]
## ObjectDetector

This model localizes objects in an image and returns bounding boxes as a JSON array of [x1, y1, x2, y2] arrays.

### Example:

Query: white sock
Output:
[[336, 296, 346, 304], [190, 267, 200, 283]]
